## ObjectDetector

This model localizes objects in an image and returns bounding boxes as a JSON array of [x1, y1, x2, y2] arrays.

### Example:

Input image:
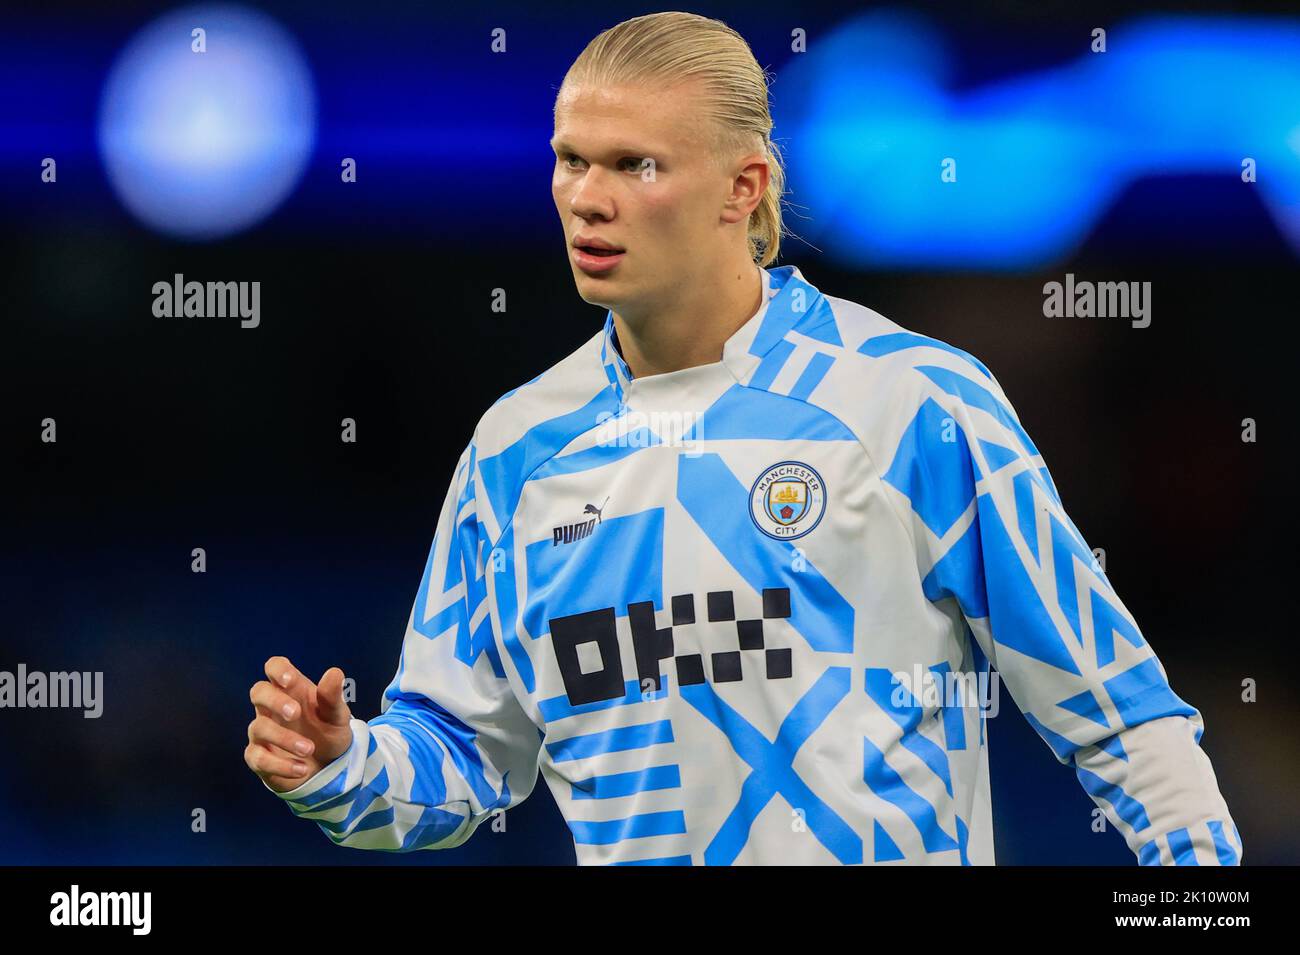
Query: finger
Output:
[[249, 706, 304, 758], [249, 680, 303, 722], [252, 703, 289, 727], [251, 704, 314, 749], [265, 656, 316, 704], [252, 737, 299, 762], [317, 667, 350, 726], [248, 715, 315, 757], [244, 742, 309, 780]]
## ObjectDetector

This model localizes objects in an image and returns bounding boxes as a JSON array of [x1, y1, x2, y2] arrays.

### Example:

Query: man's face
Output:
[[551, 79, 737, 316]]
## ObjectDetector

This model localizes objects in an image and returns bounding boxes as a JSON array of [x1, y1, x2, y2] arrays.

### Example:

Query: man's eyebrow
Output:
[[549, 138, 661, 156]]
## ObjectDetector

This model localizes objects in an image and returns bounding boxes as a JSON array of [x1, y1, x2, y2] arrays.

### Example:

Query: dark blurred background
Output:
[[1, 0, 1295, 864]]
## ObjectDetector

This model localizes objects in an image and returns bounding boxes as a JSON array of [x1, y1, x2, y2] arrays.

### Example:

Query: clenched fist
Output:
[[245, 656, 354, 793]]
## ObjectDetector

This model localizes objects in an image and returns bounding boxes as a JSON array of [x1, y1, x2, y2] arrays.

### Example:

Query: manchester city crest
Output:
[[749, 461, 827, 540]]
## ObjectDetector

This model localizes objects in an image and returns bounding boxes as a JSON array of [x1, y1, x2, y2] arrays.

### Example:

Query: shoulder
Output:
[[760, 274, 1024, 467], [816, 288, 1003, 401], [775, 280, 1057, 536], [472, 325, 611, 448], [464, 324, 619, 536]]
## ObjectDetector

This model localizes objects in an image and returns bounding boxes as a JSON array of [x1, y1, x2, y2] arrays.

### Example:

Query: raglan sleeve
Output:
[[264, 440, 543, 851], [883, 359, 1242, 865]]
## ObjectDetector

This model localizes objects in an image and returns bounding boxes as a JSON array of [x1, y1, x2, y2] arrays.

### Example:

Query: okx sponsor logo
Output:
[[550, 587, 795, 706]]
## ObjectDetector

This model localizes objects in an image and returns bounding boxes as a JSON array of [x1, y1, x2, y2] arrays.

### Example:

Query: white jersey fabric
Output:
[[268, 265, 1241, 866]]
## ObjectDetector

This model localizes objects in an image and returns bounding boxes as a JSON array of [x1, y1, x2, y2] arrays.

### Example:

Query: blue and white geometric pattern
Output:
[[268, 265, 1241, 866]]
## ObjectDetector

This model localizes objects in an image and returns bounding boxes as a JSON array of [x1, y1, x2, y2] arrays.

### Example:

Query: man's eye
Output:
[[557, 154, 646, 173]]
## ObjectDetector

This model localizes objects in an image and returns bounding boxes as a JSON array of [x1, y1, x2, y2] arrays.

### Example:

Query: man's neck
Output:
[[612, 262, 764, 379]]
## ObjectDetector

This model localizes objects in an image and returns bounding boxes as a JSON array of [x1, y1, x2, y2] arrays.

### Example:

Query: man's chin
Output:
[[574, 272, 623, 309]]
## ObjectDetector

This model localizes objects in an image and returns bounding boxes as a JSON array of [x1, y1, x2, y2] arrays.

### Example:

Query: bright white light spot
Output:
[[98, 4, 316, 240]]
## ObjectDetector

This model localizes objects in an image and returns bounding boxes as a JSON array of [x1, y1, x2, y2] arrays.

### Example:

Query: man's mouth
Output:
[[573, 242, 626, 274]]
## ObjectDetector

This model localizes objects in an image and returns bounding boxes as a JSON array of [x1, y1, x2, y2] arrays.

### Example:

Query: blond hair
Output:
[[559, 11, 788, 267]]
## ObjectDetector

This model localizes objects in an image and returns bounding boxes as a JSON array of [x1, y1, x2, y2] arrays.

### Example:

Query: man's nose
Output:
[[570, 167, 615, 220]]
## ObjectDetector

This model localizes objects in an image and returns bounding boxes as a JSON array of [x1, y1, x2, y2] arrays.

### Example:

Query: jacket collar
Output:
[[598, 265, 822, 394]]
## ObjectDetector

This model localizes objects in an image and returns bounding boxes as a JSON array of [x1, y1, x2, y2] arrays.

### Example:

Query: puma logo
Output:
[[553, 498, 609, 547]]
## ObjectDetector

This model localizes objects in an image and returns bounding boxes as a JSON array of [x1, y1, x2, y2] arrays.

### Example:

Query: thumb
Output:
[[317, 667, 351, 726]]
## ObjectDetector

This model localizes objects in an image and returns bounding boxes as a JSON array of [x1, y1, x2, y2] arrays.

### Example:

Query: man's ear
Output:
[[721, 153, 770, 225]]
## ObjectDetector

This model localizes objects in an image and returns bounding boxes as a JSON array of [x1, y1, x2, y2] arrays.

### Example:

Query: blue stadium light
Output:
[[97, 3, 317, 240], [774, 12, 1300, 269]]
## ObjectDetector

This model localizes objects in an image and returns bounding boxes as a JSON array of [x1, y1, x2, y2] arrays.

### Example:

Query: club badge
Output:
[[749, 460, 827, 540]]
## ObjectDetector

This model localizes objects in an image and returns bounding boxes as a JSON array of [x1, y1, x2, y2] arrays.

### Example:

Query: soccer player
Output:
[[244, 12, 1241, 865]]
